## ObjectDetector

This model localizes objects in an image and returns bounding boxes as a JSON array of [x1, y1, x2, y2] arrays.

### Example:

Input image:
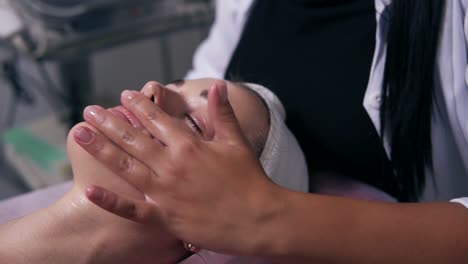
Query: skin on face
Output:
[[68, 79, 270, 185], [160, 78, 269, 154]]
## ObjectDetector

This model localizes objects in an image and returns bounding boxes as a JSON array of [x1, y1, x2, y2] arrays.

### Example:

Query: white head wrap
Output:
[[243, 83, 308, 193]]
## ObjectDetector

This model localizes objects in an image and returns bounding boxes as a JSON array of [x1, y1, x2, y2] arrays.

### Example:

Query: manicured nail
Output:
[[122, 90, 137, 101], [86, 186, 105, 202], [84, 106, 105, 123], [74, 126, 94, 144], [217, 82, 228, 103]]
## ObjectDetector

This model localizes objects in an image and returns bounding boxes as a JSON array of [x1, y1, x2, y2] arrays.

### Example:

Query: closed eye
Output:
[[185, 114, 202, 135]]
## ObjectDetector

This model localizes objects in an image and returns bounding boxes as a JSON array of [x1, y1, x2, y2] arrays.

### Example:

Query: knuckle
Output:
[[129, 163, 154, 190], [118, 155, 134, 173], [145, 110, 160, 121], [120, 130, 136, 144]]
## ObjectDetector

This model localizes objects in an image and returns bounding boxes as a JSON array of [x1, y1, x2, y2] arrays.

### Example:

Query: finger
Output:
[[86, 185, 162, 224], [83, 105, 166, 170], [120, 90, 190, 146], [108, 107, 151, 138], [208, 81, 246, 143], [72, 123, 156, 192]]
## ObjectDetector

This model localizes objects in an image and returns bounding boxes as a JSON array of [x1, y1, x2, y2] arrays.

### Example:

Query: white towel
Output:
[[244, 83, 309, 193]]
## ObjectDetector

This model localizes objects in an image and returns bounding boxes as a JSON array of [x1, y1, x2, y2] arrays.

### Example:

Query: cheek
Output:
[[236, 110, 269, 150]]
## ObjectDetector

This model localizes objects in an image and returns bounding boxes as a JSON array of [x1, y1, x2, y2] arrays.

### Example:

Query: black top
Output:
[[225, 0, 397, 198]]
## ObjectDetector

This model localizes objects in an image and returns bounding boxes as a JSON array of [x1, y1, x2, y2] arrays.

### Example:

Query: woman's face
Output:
[[138, 78, 269, 150], [67, 78, 269, 190]]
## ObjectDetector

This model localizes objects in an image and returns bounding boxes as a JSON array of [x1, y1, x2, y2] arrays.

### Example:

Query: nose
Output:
[[140, 81, 187, 117], [140, 81, 165, 105]]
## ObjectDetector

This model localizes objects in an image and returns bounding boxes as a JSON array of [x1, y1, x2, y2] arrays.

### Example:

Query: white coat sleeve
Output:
[[451, 198, 468, 208], [443, 0, 468, 208], [185, 1, 249, 80], [436, 0, 468, 176], [455, 0, 468, 153]]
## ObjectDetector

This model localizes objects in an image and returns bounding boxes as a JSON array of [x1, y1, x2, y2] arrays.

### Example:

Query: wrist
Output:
[[247, 182, 292, 258], [251, 187, 321, 263]]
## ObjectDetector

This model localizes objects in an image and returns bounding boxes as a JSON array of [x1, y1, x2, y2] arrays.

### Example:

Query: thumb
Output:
[[208, 80, 245, 142]]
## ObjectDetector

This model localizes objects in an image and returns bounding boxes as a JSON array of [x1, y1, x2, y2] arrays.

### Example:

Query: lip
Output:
[[109, 106, 143, 128]]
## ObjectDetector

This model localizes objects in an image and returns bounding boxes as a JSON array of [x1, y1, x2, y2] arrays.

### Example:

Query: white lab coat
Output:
[[186, 0, 468, 203]]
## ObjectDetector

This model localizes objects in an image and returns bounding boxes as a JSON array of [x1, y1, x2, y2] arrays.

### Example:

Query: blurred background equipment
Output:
[[10, 0, 214, 125], [15, 0, 186, 34], [0, 0, 214, 199], [10, 0, 212, 57]]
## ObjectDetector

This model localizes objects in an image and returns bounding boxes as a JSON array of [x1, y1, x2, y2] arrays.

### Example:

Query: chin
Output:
[[67, 122, 94, 170], [66, 122, 145, 200]]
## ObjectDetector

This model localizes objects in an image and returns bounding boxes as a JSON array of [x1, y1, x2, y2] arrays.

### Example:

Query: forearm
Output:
[[0, 204, 94, 264], [258, 189, 468, 264]]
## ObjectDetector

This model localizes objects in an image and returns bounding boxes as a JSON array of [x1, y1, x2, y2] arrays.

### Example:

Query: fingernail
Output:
[[86, 186, 105, 202], [217, 82, 228, 103], [84, 106, 105, 123], [74, 126, 94, 144], [122, 90, 137, 101]]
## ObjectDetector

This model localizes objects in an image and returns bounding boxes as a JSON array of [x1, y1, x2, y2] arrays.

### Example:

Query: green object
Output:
[[3, 127, 67, 171]]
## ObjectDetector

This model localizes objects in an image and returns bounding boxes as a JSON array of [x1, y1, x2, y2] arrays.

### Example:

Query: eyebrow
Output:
[[167, 79, 208, 100], [166, 79, 185, 87]]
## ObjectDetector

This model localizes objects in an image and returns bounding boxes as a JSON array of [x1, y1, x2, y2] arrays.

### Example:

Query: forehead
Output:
[[165, 78, 259, 109]]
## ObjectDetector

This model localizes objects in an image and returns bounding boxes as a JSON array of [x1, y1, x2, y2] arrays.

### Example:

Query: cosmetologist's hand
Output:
[[74, 81, 283, 255]]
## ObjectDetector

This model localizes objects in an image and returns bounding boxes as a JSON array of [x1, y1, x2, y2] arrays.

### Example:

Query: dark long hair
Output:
[[381, 0, 445, 202]]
